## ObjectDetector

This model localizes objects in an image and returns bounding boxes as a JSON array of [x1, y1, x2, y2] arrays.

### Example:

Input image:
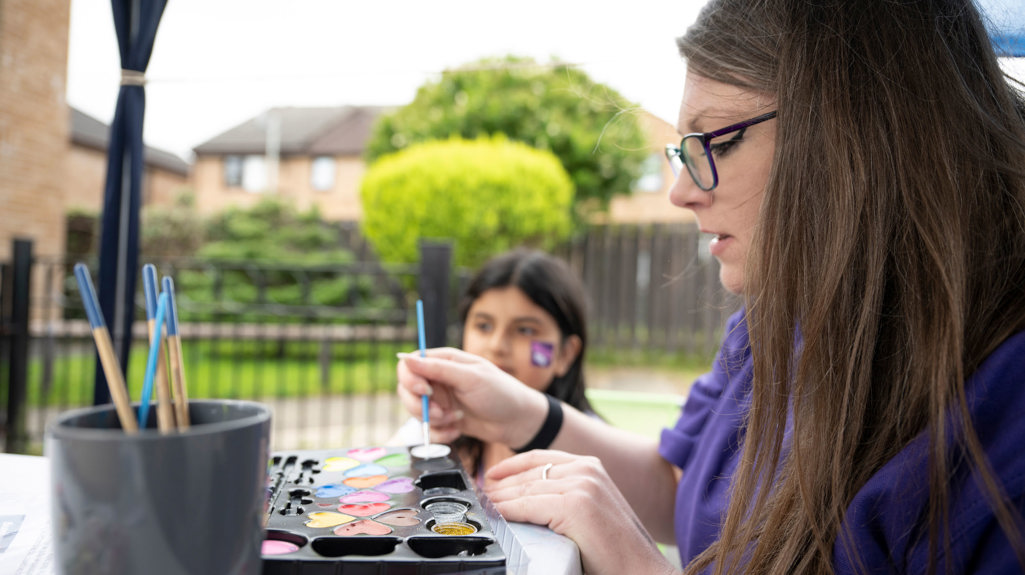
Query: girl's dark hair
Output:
[[452, 248, 593, 474]]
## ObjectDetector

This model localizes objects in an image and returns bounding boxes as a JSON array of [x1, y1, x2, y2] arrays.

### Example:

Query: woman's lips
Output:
[[708, 234, 733, 257]]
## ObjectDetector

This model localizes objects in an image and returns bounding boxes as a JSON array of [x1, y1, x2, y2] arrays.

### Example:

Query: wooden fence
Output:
[[559, 223, 739, 358]]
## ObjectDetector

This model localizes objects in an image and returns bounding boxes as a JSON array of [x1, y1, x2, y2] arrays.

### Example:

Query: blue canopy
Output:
[[978, 0, 1025, 57], [93, 0, 167, 405]]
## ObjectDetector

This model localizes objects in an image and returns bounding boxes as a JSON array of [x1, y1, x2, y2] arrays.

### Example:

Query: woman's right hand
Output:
[[396, 348, 548, 447]]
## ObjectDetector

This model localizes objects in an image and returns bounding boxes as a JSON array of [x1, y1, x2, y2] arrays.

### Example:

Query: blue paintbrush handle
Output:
[[162, 276, 179, 336], [142, 264, 159, 321], [139, 292, 169, 429], [416, 299, 429, 426], [416, 300, 427, 356], [73, 263, 105, 330]]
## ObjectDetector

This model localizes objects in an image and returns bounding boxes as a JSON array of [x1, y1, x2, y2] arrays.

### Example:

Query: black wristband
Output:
[[514, 394, 563, 453]]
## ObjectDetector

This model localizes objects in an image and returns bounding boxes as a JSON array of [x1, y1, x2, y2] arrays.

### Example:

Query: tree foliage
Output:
[[360, 136, 573, 269], [141, 190, 205, 258], [365, 56, 649, 216], [166, 197, 389, 323], [200, 197, 345, 264]]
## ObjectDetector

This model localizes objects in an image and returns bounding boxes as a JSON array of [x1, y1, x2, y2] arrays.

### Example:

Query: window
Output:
[[310, 156, 336, 191], [224, 155, 243, 187], [242, 156, 267, 193], [634, 153, 665, 193], [224, 155, 267, 192]]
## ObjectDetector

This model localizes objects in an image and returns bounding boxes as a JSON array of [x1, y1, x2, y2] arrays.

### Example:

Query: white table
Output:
[[0, 453, 580, 575], [0, 453, 54, 575]]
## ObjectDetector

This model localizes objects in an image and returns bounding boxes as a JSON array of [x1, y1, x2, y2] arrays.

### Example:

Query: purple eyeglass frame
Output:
[[665, 110, 777, 191]]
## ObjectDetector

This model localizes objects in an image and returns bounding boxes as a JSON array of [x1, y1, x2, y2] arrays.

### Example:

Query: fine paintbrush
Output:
[[416, 299, 430, 452], [73, 263, 138, 433], [143, 264, 175, 432], [408, 299, 450, 460], [138, 292, 168, 430], [163, 276, 191, 429]]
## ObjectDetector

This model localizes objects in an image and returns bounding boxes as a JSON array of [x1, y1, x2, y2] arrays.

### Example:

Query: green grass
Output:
[[587, 388, 685, 440], [588, 343, 716, 373], [25, 339, 408, 407], [23, 338, 713, 409]]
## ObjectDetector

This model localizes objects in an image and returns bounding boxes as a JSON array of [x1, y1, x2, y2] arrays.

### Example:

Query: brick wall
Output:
[[0, 0, 72, 260], [66, 145, 191, 214], [65, 146, 109, 213]]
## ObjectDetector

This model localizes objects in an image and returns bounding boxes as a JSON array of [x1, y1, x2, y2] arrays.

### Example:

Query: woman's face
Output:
[[462, 286, 581, 393], [669, 73, 776, 294]]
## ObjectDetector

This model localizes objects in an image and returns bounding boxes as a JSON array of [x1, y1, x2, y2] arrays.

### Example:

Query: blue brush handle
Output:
[[139, 292, 169, 429], [162, 276, 179, 336], [416, 299, 427, 356], [73, 263, 105, 329], [142, 264, 159, 321], [416, 299, 429, 425]]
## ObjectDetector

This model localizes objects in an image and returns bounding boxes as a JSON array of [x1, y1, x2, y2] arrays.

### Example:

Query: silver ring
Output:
[[541, 462, 553, 481]]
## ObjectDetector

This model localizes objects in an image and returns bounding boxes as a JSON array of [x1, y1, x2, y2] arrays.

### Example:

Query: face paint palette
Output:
[[262, 446, 511, 574]]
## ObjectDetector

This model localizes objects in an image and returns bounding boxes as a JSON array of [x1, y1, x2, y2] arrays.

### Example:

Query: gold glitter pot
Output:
[[431, 521, 478, 535]]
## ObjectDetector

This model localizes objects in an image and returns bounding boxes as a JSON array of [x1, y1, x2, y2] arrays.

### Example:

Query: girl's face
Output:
[[462, 286, 581, 393], [669, 73, 776, 294]]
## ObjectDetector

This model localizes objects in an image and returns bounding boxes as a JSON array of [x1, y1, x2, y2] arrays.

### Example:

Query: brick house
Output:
[[191, 106, 390, 222], [191, 106, 693, 224], [67, 107, 190, 216]]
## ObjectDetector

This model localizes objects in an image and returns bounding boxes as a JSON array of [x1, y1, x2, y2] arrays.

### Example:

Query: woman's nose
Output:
[[668, 172, 711, 210]]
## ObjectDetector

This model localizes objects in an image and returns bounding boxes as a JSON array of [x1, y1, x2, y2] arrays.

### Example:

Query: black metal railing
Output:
[[2, 225, 733, 454]]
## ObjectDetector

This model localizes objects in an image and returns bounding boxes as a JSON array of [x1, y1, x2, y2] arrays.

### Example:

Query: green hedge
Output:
[[361, 136, 574, 269]]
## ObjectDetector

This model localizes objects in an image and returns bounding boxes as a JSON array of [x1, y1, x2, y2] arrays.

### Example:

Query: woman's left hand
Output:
[[484, 450, 678, 575]]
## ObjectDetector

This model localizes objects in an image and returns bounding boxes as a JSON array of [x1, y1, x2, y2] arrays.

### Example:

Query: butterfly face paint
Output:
[[531, 341, 554, 367]]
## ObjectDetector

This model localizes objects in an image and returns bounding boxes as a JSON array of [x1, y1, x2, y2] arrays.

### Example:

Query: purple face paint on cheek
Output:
[[531, 341, 554, 367]]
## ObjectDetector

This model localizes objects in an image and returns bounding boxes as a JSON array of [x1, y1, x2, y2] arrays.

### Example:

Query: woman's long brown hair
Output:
[[679, 0, 1025, 573]]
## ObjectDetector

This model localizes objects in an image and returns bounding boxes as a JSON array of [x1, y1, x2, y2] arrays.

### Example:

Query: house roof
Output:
[[192, 105, 394, 157], [70, 107, 190, 176]]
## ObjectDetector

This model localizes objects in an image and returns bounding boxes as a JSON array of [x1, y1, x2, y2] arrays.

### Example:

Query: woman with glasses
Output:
[[397, 0, 1025, 573]]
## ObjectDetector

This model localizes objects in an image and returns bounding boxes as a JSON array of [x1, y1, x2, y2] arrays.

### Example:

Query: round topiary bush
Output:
[[360, 136, 574, 269]]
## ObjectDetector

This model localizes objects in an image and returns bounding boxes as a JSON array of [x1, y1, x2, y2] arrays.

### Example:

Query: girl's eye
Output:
[[517, 326, 538, 337], [709, 127, 747, 158], [473, 321, 493, 333]]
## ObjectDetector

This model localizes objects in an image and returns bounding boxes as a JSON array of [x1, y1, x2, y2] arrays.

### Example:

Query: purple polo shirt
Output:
[[659, 309, 1025, 572]]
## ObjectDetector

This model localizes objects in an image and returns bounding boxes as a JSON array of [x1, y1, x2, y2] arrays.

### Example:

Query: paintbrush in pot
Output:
[[72, 263, 138, 433], [163, 276, 190, 429], [138, 292, 168, 430], [143, 264, 175, 432]]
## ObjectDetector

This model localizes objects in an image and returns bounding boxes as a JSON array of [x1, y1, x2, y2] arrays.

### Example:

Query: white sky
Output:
[[67, 1, 1025, 161], [66, 0, 705, 160]]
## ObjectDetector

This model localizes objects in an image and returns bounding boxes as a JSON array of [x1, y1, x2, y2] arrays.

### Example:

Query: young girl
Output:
[[394, 248, 594, 485]]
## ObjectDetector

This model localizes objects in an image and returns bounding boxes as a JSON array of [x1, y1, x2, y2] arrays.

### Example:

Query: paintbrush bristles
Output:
[[94, 326, 139, 433]]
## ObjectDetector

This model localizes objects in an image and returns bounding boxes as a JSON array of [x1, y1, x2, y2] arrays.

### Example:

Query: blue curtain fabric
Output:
[[94, 0, 167, 405]]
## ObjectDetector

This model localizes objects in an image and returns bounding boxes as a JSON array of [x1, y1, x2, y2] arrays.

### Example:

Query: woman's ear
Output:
[[554, 335, 582, 377]]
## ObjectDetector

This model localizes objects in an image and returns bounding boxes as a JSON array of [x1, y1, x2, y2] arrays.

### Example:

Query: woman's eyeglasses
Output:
[[665, 110, 777, 191]]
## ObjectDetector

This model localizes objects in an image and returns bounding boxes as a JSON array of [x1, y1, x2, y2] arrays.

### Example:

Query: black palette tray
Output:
[[262, 446, 507, 574]]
